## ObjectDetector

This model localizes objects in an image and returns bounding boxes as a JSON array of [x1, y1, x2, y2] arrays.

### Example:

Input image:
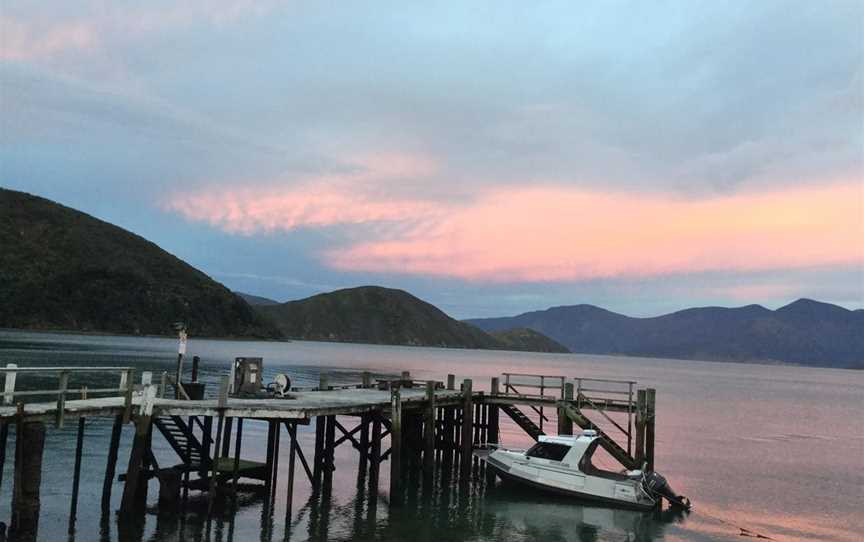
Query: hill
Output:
[[258, 286, 502, 348], [489, 328, 569, 353], [0, 188, 280, 338], [237, 292, 280, 306], [467, 299, 864, 368]]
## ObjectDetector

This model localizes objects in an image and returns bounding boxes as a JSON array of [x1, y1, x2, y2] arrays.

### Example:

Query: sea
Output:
[[0, 329, 860, 542]]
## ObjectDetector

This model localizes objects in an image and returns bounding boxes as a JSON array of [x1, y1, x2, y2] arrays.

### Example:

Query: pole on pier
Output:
[[369, 414, 382, 493], [358, 414, 369, 480], [10, 418, 46, 539], [488, 378, 500, 446], [0, 421, 8, 493], [362, 371, 372, 388], [323, 415, 335, 495], [312, 416, 325, 492], [264, 420, 276, 498], [68, 417, 86, 532], [120, 383, 156, 514], [102, 415, 123, 511], [645, 388, 656, 472], [207, 376, 230, 512], [231, 418, 243, 495], [558, 383, 574, 435], [285, 422, 297, 523], [273, 421, 282, 501], [319, 374, 329, 391], [634, 389, 647, 468], [446, 374, 455, 391], [191, 356, 200, 382], [460, 379, 473, 478], [389, 387, 402, 504], [423, 381, 436, 478]]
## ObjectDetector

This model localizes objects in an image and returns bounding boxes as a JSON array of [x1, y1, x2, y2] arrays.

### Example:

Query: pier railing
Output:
[[1, 364, 135, 427]]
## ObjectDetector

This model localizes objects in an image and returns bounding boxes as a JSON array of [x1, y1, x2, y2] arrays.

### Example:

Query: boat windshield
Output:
[[525, 442, 570, 461]]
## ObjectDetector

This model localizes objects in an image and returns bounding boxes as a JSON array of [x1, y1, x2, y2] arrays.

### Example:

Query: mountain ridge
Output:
[[467, 298, 864, 368]]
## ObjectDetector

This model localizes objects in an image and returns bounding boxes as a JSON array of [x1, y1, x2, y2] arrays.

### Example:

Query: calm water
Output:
[[0, 330, 861, 542]]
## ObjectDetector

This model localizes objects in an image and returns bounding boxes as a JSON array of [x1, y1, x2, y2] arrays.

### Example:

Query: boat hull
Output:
[[483, 450, 656, 512]]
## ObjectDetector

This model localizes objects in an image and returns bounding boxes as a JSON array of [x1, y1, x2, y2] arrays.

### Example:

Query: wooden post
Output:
[[322, 415, 335, 495], [3, 363, 17, 404], [191, 356, 200, 382], [207, 376, 230, 509], [369, 414, 381, 493], [231, 418, 243, 494], [285, 423, 297, 523], [102, 415, 123, 511], [56, 370, 69, 428], [221, 417, 234, 458], [120, 384, 156, 514], [361, 371, 372, 388], [635, 389, 647, 467], [0, 422, 6, 493], [460, 379, 473, 476], [400, 371, 410, 385], [11, 420, 46, 539], [646, 388, 656, 472], [446, 374, 455, 391], [312, 416, 325, 491], [271, 421, 282, 503], [488, 378, 500, 445], [121, 369, 133, 424], [174, 352, 184, 400], [68, 417, 85, 532], [264, 421, 276, 497], [423, 381, 436, 477], [389, 387, 402, 504], [319, 373, 329, 391], [358, 414, 369, 479], [559, 383, 574, 435]]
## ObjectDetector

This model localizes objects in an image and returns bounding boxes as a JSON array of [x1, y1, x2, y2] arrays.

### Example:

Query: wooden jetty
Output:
[[0, 363, 657, 540]]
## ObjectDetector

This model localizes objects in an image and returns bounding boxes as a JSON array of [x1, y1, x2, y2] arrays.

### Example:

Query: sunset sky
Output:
[[2, 1, 862, 317]]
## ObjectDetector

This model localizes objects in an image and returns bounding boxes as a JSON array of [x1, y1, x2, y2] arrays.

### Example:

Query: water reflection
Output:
[[100, 459, 682, 542]]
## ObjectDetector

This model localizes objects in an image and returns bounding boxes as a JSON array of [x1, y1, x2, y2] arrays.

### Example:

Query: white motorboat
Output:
[[481, 431, 690, 511]]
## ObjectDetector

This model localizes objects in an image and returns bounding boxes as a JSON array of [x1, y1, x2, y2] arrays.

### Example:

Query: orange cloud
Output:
[[326, 182, 863, 281], [166, 173, 862, 282]]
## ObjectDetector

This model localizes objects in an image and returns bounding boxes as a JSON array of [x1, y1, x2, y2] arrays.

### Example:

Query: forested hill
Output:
[[0, 188, 280, 338]]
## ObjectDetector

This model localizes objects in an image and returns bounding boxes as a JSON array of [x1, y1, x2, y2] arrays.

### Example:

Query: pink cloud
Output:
[[0, 16, 97, 61], [165, 168, 862, 282], [325, 181, 863, 282], [164, 151, 446, 234]]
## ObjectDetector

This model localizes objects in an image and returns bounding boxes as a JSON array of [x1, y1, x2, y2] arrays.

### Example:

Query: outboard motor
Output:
[[643, 472, 691, 510]]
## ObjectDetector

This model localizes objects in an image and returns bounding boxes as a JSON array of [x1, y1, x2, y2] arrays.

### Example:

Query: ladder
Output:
[[500, 404, 545, 441], [153, 416, 211, 473]]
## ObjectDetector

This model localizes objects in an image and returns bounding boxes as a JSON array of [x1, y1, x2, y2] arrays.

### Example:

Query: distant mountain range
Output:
[[254, 285, 569, 352], [0, 188, 279, 338], [467, 299, 864, 368]]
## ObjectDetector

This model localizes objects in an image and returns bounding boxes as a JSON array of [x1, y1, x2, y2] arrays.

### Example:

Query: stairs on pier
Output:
[[559, 403, 637, 470], [153, 416, 211, 473], [500, 404, 545, 441]]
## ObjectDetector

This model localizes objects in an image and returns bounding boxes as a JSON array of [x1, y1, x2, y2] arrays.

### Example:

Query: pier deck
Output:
[[0, 387, 469, 423], [0, 365, 658, 540]]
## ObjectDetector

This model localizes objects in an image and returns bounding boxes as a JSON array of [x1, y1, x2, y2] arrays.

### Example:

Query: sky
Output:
[[1, 1, 862, 318]]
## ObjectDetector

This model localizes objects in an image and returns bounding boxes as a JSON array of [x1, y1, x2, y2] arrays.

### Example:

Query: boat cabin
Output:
[[524, 431, 635, 481]]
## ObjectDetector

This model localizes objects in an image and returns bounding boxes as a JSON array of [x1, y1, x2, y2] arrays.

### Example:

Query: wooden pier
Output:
[[0, 364, 657, 541]]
